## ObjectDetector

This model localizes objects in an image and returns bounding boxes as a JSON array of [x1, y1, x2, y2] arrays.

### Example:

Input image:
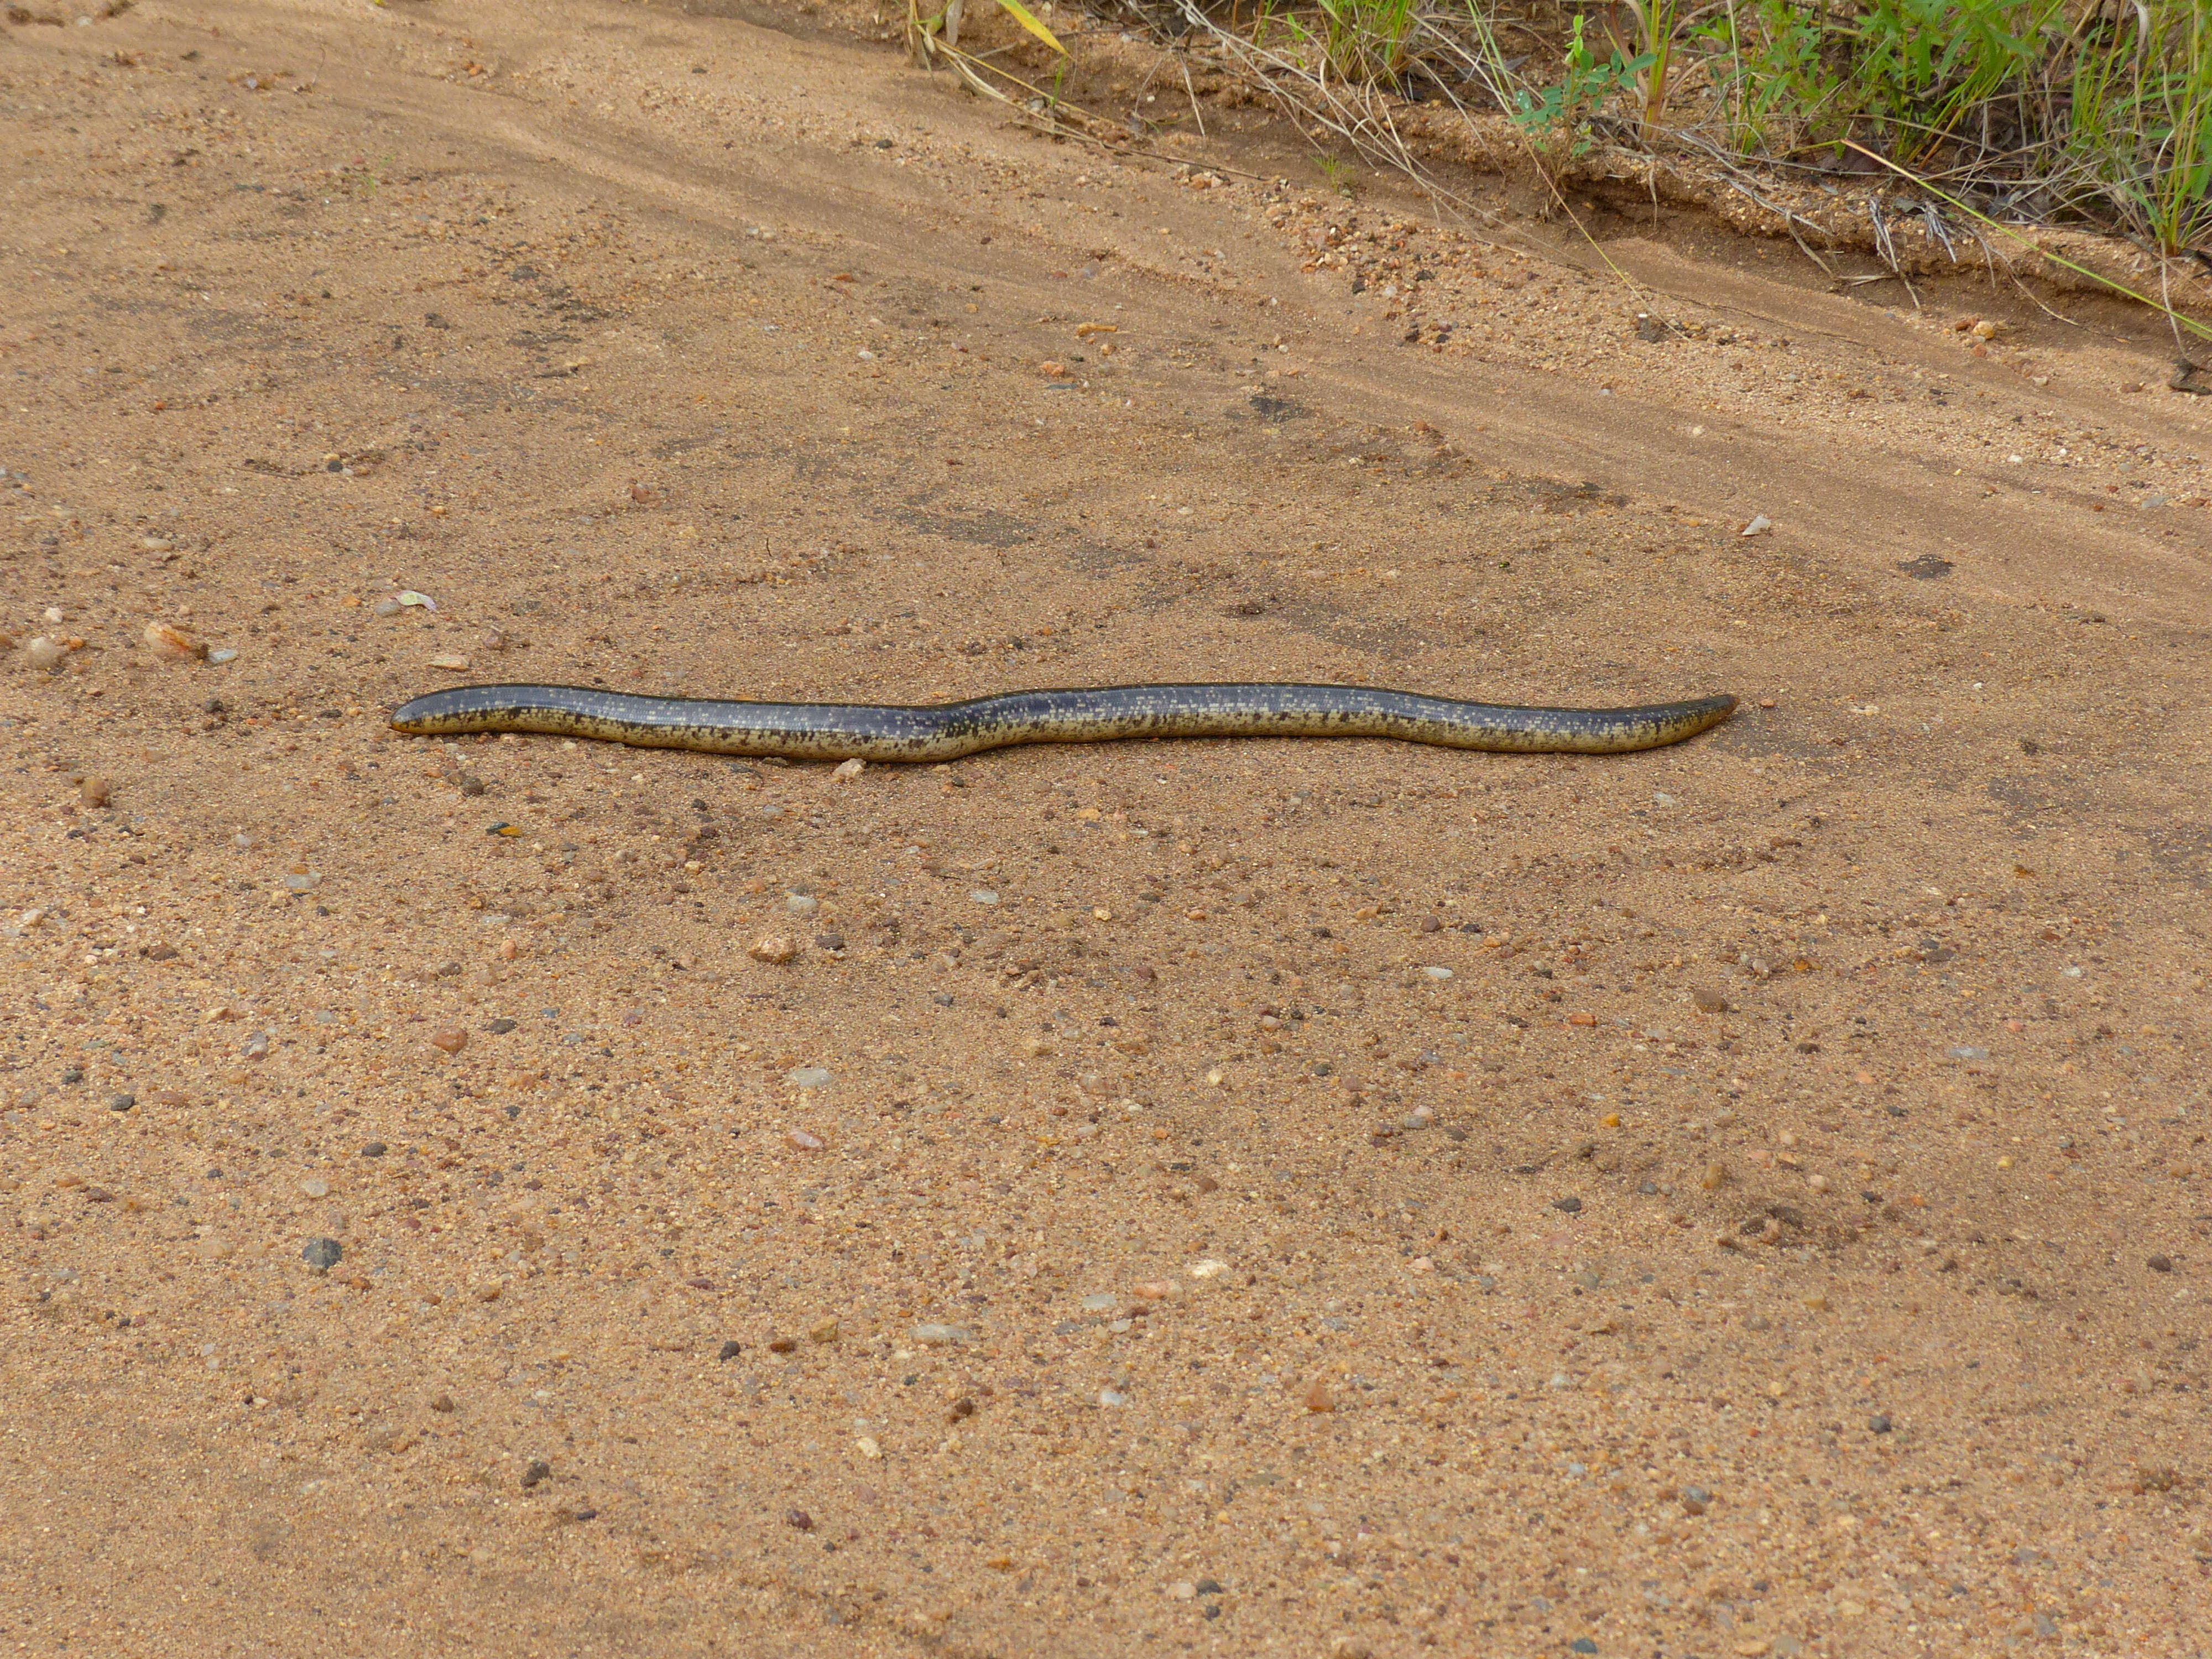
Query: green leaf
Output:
[[990, 0, 1066, 54]]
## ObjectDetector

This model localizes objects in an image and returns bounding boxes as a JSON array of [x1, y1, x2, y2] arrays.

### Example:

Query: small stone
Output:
[[521, 1459, 552, 1489], [206, 648, 239, 665], [2148, 1254, 2174, 1274], [971, 889, 999, 906], [1329, 1638, 1373, 1658], [1868, 1414, 1892, 1434], [1303, 1379, 1334, 1413], [284, 871, 322, 893], [1679, 1485, 1710, 1515], [1571, 1641, 1600, 1656], [80, 775, 111, 808], [785, 1507, 815, 1531], [1187, 1259, 1230, 1280], [855, 1434, 882, 1459], [831, 758, 865, 780], [241, 1030, 271, 1061], [1739, 514, 1772, 537], [911, 1323, 968, 1346], [488, 1018, 518, 1035], [144, 620, 204, 661], [301, 1237, 343, 1271], [1421, 966, 1453, 980], [431, 1393, 456, 1412], [1691, 986, 1730, 1013], [1081, 1293, 1117, 1311], [718, 1340, 743, 1361], [300, 1176, 330, 1198], [809, 1318, 840, 1343], [785, 1128, 826, 1151], [108, 1093, 135, 1113], [1700, 1162, 1728, 1191], [749, 933, 798, 964], [1552, 1196, 1583, 1214], [785, 1066, 833, 1089], [23, 635, 69, 670], [429, 1026, 468, 1055], [363, 1142, 388, 1157], [429, 654, 471, 672], [1133, 1280, 1173, 1300], [785, 892, 820, 917], [1098, 1388, 1128, 1407]]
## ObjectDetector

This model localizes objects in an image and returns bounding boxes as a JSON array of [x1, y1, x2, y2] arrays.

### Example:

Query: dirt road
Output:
[[3, 2, 2209, 1652]]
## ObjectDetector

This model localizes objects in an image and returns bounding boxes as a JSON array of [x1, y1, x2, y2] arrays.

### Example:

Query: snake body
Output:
[[390, 682, 1735, 761]]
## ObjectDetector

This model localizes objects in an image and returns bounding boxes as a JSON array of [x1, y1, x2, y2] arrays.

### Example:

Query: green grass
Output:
[[1146, 0, 2212, 255]]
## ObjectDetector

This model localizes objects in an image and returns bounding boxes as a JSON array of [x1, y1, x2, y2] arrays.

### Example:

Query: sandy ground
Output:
[[3, 1, 2211, 1653]]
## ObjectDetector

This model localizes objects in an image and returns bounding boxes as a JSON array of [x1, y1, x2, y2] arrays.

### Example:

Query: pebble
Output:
[[1552, 1196, 1583, 1214], [430, 1027, 468, 1055], [1692, 987, 1730, 1013], [1740, 514, 1773, 536], [144, 620, 202, 661], [1187, 1259, 1229, 1279], [301, 1237, 343, 1271], [785, 1066, 832, 1089], [1700, 1162, 1728, 1191], [207, 648, 239, 665], [749, 933, 799, 964], [23, 636, 67, 670], [107, 1093, 135, 1113], [1098, 1388, 1128, 1407], [971, 889, 999, 905], [2149, 1254, 2174, 1274], [300, 1176, 330, 1198], [80, 775, 111, 808], [912, 1323, 969, 1346], [1868, 1414, 1892, 1434], [785, 1128, 826, 1151], [1679, 1485, 1710, 1515], [242, 1031, 271, 1060], [1303, 1380, 1334, 1413], [1948, 1045, 1989, 1062], [831, 758, 865, 780], [785, 1507, 815, 1531], [809, 1318, 840, 1343], [1081, 1293, 1117, 1311], [521, 1459, 552, 1489], [1421, 966, 1453, 980], [363, 1142, 388, 1157], [785, 893, 820, 917], [1571, 1641, 1599, 1656], [429, 654, 471, 672]]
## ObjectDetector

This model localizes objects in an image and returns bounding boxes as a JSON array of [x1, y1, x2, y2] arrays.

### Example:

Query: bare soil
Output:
[[3, 2, 2210, 1654]]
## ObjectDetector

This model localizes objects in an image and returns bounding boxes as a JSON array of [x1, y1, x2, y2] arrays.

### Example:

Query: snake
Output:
[[389, 681, 1736, 761]]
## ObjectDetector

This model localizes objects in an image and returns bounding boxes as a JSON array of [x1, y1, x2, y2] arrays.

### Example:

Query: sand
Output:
[[2, 1, 2209, 1653]]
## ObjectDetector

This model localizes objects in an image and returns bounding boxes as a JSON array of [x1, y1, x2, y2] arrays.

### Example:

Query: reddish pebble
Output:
[[785, 1508, 815, 1531], [1304, 1380, 1335, 1413], [430, 1027, 468, 1055], [1133, 1280, 1172, 1301]]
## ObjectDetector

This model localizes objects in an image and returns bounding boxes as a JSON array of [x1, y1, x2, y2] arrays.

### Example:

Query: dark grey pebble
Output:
[[301, 1237, 343, 1271], [363, 1142, 388, 1157], [489, 1018, 518, 1035], [108, 1094, 135, 1113], [718, 1340, 743, 1361], [61, 1067, 82, 1085], [1869, 1414, 1892, 1434], [2148, 1254, 2174, 1273], [521, 1459, 552, 1489], [1571, 1641, 1599, 1656], [1194, 1578, 1224, 1596], [1552, 1196, 1583, 1214]]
